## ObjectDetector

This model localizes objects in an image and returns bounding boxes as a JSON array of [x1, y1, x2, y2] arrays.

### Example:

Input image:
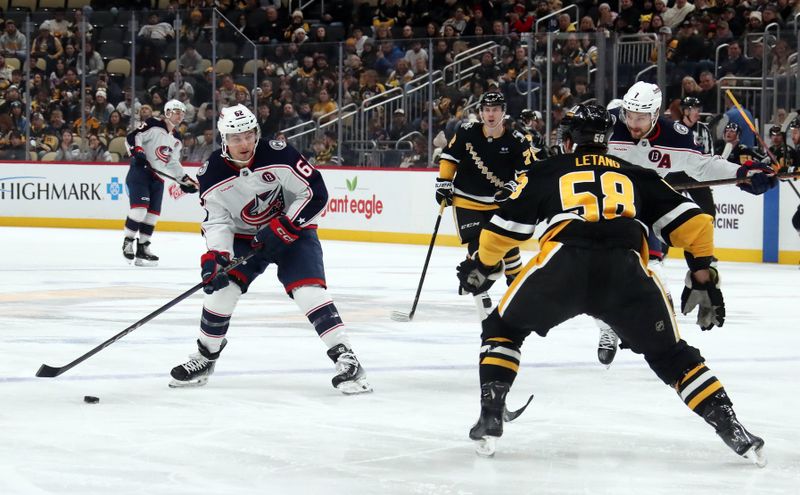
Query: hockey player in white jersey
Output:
[[169, 104, 371, 394], [123, 99, 199, 266], [596, 82, 777, 366]]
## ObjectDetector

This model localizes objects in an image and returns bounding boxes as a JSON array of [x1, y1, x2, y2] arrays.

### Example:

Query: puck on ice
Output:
[[83, 396, 100, 404]]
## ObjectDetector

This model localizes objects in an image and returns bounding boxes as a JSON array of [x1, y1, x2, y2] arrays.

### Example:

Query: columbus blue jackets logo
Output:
[[241, 188, 284, 226], [269, 140, 286, 150], [155, 146, 172, 163]]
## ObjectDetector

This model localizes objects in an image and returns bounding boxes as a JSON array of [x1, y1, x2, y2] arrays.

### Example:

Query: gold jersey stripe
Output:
[[679, 363, 707, 387], [668, 213, 714, 258], [439, 159, 457, 180], [687, 381, 722, 411], [498, 239, 563, 313], [481, 356, 520, 372], [479, 229, 523, 266]]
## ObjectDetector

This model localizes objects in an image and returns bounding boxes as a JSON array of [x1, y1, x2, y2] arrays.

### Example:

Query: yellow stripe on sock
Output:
[[481, 357, 520, 372], [486, 337, 513, 344], [680, 363, 706, 386], [687, 381, 722, 411]]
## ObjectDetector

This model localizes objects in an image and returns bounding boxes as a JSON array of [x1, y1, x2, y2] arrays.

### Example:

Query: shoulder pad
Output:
[[268, 139, 287, 150], [197, 150, 234, 192], [673, 122, 690, 135]]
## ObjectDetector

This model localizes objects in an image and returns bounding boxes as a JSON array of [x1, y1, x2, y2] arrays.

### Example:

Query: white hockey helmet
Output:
[[621, 82, 662, 136], [606, 98, 623, 110], [218, 104, 260, 163], [164, 99, 186, 115]]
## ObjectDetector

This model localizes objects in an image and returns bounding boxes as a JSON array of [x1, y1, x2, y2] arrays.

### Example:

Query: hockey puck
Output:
[[83, 396, 100, 404]]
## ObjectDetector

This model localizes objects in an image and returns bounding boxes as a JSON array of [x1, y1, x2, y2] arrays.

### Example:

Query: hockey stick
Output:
[[725, 89, 800, 198], [390, 201, 447, 322], [673, 171, 800, 190], [35, 252, 256, 378]]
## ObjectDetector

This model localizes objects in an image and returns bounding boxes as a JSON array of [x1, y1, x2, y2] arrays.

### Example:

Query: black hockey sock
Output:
[[479, 337, 521, 386], [674, 363, 728, 417], [504, 248, 522, 282], [124, 216, 141, 235]]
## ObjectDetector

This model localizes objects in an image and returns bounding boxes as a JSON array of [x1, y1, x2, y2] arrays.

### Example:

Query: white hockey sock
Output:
[[292, 285, 352, 350]]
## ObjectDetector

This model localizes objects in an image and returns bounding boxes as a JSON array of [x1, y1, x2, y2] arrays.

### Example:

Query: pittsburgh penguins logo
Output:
[[241, 188, 285, 226]]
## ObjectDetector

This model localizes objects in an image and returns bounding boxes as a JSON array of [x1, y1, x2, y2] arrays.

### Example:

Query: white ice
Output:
[[1, 227, 798, 495]]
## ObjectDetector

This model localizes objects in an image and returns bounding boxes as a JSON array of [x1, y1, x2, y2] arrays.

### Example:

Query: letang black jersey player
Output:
[[436, 91, 538, 319], [456, 104, 766, 466]]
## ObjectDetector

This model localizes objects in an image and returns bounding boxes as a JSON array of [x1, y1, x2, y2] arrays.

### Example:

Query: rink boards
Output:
[[0, 161, 798, 264]]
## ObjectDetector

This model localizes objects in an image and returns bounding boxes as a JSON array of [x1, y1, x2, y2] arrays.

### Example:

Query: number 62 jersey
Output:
[[197, 139, 328, 254]]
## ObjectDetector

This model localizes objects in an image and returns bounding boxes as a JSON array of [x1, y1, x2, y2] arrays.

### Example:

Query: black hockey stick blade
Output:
[[35, 364, 61, 378], [35, 253, 255, 378], [503, 394, 534, 422]]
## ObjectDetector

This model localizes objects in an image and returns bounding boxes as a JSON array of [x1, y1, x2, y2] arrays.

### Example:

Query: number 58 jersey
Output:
[[197, 139, 328, 255], [477, 150, 714, 267]]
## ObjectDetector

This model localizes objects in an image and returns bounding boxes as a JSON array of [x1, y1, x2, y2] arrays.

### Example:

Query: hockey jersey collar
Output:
[[222, 154, 255, 172]]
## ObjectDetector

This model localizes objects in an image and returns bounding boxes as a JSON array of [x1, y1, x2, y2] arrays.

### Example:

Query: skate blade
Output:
[[743, 445, 767, 468], [336, 378, 373, 395], [135, 258, 159, 267], [474, 436, 497, 457], [168, 377, 209, 388]]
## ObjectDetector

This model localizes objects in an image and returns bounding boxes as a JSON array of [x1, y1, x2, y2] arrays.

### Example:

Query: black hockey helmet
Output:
[[788, 117, 800, 130], [557, 104, 614, 150], [724, 121, 741, 136], [680, 96, 702, 109], [769, 125, 784, 137], [478, 91, 506, 111], [520, 109, 538, 122]]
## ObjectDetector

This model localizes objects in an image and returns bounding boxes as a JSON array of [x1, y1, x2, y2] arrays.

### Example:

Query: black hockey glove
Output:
[[736, 161, 777, 195], [680, 267, 725, 331], [435, 178, 454, 206], [494, 180, 517, 203], [456, 255, 504, 294], [251, 215, 302, 261], [178, 174, 199, 194], [131, 146, 149, 169], [201, 250, 231, 294]]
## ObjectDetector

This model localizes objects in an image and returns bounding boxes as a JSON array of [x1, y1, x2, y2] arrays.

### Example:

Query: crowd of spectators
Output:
[[0, 0, 795, 165]]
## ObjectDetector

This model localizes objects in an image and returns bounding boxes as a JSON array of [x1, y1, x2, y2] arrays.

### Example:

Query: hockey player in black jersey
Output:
[[715, 122, 763, 166], [169, 104, 371, 394], [437, 91, 538, 319], [518, 109, 549, 159], [457, 104, 766, 466], [787, 118, 800, 173], [768, 125, 791, 173]]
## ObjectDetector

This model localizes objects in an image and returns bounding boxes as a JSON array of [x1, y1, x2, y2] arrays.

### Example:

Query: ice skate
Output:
[[597, 324, 619, 367], [122, 237, 135, 263], [134, 240, 159, 267], [469, 381, 510, 457], [703, 398, 766, 467], [327, 344, 372, 395], [169, 339, 227, 388]]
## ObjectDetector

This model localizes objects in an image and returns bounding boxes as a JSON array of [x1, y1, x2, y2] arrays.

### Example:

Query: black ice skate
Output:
[[597, 324, 619, 367], [169, 339, 227, 388], [703, 396, 766, 467], [122, 237, 135, 263], [470, 381, 510, 457], [135, 240, 159, 267], [327, 344, 372, 395]]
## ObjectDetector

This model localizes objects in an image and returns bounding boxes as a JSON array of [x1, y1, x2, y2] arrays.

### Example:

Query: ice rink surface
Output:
[[1, 227, 798, 495]]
